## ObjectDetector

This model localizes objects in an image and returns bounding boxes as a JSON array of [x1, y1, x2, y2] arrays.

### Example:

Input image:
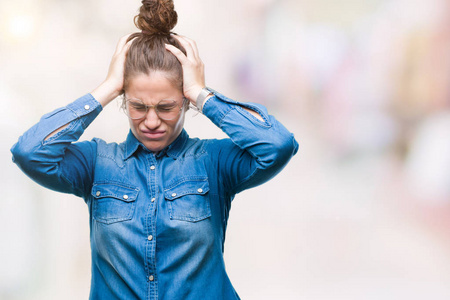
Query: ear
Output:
[[182, 97, 190, 111]]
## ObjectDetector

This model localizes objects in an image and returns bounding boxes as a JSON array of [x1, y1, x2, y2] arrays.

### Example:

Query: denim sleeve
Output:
[[10, 94, 102, 198], [202, 92, 299, 195]]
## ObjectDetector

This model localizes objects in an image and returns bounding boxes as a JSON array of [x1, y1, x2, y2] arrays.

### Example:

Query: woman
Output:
[[11, 0, 298, 299]]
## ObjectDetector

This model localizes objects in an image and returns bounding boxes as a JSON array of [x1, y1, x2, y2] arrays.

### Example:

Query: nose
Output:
[[143, 107, 161, 129]]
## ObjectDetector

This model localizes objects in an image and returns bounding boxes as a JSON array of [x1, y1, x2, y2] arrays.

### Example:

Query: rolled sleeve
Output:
[[11, 94, 102, 196], [202, 91, 299, 194]]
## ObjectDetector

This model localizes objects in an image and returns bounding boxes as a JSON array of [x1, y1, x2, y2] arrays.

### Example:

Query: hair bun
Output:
[[135, 0, 178, 35]]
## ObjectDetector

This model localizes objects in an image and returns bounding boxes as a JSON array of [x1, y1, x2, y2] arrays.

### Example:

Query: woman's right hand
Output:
[[91, 34, 135, 107]]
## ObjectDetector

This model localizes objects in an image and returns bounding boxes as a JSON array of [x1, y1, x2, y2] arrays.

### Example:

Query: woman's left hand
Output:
[[165, 35, 206, 106]]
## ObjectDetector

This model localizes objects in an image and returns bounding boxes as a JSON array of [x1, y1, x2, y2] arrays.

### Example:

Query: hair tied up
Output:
[[124, 0, 187, 94], [135, 0, 178, 36]]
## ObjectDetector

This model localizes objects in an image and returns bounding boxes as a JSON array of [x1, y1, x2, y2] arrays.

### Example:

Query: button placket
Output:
[[145, 156, 158, 296]]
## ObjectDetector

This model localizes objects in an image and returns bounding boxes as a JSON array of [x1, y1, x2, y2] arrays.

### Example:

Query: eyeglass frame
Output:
[[122, 96, 189, 121]]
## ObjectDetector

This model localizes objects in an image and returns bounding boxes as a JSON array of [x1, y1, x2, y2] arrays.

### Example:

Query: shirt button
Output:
[[84, 104, 90, 110], [123, 195, 129, 200], [149, 275, 154, 281], [172, 193, 177, 197], [148, 235, 153, 241], [197, 188, 203, 193], [150, 165, 156, 170], [151, 197, 156, 202], [96, 191, 101, 197]]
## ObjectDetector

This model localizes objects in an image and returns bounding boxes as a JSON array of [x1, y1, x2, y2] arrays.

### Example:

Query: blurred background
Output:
[[2, 0, 450, 299]]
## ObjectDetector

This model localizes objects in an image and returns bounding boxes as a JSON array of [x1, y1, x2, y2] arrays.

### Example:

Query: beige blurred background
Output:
[[3, 0, 450, 299]]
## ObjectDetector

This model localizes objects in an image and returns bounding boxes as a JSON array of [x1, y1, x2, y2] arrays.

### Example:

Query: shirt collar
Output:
[[124, 129, 188, 160], [124, 131, 141, 160], [159, 129, 188, 159]]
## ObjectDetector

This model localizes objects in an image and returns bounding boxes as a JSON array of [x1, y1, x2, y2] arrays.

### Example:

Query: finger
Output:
[[176, 35, 198, 52], [165, 43, 189, 64], [120, 36, 136, 55], [183, 37, 200, 61], [171, 34, 198, 60], [114, 33, 135, 55], [180, 35, 201, 62], [173, 34, 195, 46], [177, 35, 200, 60]]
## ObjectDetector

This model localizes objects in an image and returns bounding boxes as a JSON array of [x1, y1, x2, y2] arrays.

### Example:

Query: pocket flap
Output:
[[164, 178, 209, 201], [91, 183, 139, 202]]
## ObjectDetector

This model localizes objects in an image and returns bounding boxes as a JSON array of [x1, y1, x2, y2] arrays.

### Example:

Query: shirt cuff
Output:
[[66, 93, 103, 129]]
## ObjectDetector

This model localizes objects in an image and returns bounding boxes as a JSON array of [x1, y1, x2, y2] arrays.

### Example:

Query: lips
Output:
[[140, 129, 166, 139]]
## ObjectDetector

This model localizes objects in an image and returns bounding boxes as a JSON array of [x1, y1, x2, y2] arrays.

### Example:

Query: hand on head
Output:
[[106, 34, 136, 94], [165, 35, 206, 106], [91, 34, 136, 107]]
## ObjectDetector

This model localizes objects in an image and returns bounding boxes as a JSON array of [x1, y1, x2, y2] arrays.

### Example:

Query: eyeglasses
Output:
[[123, 97, 187, 120]]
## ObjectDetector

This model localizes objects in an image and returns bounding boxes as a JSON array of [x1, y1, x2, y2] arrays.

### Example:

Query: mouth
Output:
[[141, 130, 166, 139]]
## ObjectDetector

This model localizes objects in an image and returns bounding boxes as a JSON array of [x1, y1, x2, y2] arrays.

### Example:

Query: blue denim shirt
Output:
[[11, 91, 298, 300]]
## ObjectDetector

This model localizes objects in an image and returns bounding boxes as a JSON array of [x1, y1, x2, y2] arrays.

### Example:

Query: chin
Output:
[[144, 142, 166, 152]]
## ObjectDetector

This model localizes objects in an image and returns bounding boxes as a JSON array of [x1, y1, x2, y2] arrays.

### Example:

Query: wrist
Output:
[[91, 81, 122, 107], [186, 86, 204, 105], [195, 87, 214, 112]]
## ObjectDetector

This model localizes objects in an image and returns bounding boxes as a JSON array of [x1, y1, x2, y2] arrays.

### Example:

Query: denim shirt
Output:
[[11, 91, 298, 300]]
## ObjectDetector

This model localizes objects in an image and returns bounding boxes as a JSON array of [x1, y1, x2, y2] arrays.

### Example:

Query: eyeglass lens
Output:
[[126, 99, 182, 120]]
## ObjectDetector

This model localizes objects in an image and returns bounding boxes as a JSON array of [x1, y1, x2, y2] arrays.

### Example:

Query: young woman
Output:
[[11, 0, 298, 299]]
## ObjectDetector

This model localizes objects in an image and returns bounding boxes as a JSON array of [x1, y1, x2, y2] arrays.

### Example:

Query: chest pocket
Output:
[[91, 183, 139, 225], [164, 177, 211, 222]]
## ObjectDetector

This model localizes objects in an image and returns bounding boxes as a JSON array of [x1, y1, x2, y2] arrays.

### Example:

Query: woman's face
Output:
[[125, 72, 186, 152]]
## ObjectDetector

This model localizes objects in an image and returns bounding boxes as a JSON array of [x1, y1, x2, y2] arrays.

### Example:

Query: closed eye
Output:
[[129, 102, 147, 111], [158, 104, 177, 111]]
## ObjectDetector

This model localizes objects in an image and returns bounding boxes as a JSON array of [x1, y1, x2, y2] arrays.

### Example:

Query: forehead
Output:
[[126, 72, 183, 103]]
